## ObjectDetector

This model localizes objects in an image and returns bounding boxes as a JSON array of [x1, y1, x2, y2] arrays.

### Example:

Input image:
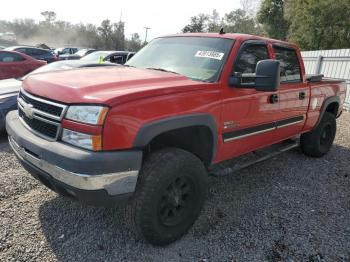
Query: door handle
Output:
[[299, 91, 306, 100], [269, 94, 279, 104]]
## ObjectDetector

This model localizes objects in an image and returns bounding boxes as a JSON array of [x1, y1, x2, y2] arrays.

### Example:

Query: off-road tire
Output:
[[125, 148, 208, 246], [300, 112, 336, 157]]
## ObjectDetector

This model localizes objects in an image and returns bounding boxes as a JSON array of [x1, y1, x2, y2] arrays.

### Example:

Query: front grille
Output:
[[19, 92, 63, 117], [18, 90, 67, 141], [19, 108, 59, 139]]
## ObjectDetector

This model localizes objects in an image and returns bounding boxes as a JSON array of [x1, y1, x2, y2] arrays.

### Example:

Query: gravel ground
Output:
[[0, 113, 349, 262]]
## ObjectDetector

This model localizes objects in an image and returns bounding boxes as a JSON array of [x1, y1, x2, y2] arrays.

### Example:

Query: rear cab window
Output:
[[273, 45, 302, 83]]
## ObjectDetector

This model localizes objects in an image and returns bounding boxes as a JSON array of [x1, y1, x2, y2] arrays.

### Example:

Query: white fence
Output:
[[301, 49, 350, 111]]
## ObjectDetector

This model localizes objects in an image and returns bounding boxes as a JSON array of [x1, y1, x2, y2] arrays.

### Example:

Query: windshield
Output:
[[126, 36, 234, 82], [81, 51, 111, 61]]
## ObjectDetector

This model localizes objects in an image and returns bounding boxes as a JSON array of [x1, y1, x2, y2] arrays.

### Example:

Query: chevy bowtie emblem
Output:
[[23, 103, 34, 119]]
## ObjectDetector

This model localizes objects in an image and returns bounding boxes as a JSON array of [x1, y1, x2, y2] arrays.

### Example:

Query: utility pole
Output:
[[144, 27, 151, 44]]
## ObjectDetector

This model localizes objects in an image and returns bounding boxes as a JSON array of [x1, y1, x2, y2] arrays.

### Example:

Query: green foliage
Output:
[[258, 0, 350, 50], [182, 8, 264, 35], [257, 0, 289, 40], [285, 0, 350, 50], [126, 33, 143, 52], [223, 9, 263, 35], [182, 14, 210, 33]]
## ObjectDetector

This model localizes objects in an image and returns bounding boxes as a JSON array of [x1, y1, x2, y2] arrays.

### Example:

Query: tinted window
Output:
[[0, 52, 25, 62], [273, 46, 301, 83], [234, 44, 269, 73]]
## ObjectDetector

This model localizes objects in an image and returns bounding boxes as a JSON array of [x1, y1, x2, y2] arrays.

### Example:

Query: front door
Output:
[[218, 41, 280, 161]]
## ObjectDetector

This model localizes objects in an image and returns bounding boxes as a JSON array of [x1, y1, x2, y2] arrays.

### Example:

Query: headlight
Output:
[[65, 105, 108, 125], [61, 129, 102, 151]]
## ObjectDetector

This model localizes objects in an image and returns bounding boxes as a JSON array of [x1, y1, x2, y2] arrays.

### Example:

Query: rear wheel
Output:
[[126, 148, 208, 246], [300, 112, 336, 157]]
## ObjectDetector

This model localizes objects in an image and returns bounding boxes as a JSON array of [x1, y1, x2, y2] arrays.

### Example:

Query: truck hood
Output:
[[23, 66, 207, 106]]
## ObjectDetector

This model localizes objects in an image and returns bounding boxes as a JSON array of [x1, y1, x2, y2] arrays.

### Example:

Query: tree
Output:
[[285, 0, 350, 50], [223, 9, 263, 35], [113, 21, 125, 50], [40, 11, 56, 24], [207, 9, 221, 32], [126, 33, 143, 51], [257, 0, 289, 40], [98, 19, 114, 49], [182, 14, 209, 33]]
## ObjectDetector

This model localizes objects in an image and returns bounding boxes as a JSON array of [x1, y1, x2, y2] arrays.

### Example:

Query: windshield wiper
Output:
[[145, 67, 180, 75]]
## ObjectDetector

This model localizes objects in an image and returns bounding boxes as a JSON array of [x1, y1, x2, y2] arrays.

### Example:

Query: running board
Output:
[[210, 139, 299, 176]]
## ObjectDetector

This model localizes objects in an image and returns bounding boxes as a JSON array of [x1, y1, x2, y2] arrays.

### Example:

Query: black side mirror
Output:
[[229, 59, 280, 92]]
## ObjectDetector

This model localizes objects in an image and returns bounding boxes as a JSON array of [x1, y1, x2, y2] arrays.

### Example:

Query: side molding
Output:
[[133, 113, 218, 161], [315, 96, 340, 127]]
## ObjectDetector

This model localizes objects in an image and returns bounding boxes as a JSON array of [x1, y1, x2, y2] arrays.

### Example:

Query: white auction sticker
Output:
[[195, 50, 224, 60]]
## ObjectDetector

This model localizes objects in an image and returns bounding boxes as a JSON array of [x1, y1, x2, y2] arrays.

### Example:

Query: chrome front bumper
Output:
[[9, 136, 139, 195], [6, 110, 142, 197]]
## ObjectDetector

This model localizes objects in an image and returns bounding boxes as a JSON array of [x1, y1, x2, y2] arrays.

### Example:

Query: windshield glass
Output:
[[81, 51, 111, 61], [126, 36, 234, 82]]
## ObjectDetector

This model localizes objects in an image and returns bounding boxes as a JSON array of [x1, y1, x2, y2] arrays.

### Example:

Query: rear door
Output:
[[220, 41, 281, 160], [272, 45, 309, 140]]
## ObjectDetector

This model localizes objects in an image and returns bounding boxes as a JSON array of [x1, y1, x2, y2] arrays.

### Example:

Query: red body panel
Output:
[[21, 33, 346, 164], [0, 51, 46, 80]]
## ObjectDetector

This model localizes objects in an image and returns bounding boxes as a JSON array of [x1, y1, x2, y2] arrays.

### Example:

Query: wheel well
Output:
[[145, 126, 214, 166], [325, 102, 339, 116]]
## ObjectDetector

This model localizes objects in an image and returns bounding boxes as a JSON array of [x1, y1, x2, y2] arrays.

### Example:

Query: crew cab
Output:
[[6, 33, 346, 245]]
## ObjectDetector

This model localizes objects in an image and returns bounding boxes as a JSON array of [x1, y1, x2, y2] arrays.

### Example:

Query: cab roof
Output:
[[163, 33, 299, 49]]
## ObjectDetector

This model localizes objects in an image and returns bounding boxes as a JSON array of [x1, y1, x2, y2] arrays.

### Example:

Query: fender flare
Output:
[[315, 96, 340, 127], [133, 113, 218, 162]]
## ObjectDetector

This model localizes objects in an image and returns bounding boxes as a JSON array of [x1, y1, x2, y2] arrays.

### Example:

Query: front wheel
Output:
[[300, 112, 336, 157], [126, 148, 208, 246]]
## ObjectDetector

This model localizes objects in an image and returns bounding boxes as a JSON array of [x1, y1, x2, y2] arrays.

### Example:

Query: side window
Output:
[[234, 44, 269, 73], [273, 46, 301, 83], [25, 48, 35, 56], [0, 52, 24, 62], [30, 49, 42, 56]]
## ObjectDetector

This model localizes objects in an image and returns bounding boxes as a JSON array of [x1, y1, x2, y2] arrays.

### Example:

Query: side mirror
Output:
[[229, 59, 280, 92]]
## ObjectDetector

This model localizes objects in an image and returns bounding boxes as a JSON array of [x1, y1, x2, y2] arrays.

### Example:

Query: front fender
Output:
[[133, 113, 218, 162]]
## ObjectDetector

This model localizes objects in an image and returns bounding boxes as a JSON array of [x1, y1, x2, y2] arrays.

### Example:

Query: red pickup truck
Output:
[[6, 33, 346, 245]]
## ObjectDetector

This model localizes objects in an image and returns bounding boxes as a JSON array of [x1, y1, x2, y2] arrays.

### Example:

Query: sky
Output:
[[1, 0, 243, 41]]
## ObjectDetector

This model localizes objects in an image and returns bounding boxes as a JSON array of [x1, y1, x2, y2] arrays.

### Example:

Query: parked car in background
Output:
[[0, 50, 46, 80], [0, 79, 19, 132], [0, 32, 16, 42], [59, 48, 96, 60], [54, 47, 79, 56], [0, 59, 118, 132], [5, 46, 58, 63], [81, 51, 136, 64]]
